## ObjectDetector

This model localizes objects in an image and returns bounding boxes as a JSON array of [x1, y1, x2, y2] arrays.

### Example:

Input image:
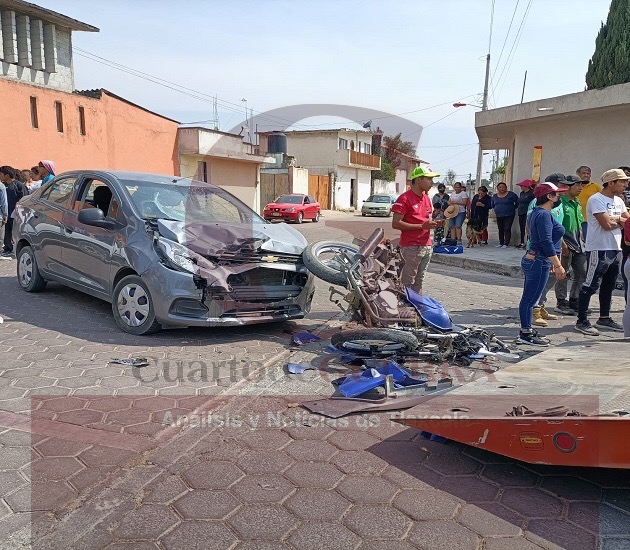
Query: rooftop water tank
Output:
[[268, 132, 287, 154]]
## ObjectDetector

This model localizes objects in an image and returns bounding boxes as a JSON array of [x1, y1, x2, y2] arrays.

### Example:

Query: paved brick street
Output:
[[0, 211, 628, 549]]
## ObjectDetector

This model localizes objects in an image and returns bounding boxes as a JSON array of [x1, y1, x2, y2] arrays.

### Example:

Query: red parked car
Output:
[[263, 194, 321, 223]]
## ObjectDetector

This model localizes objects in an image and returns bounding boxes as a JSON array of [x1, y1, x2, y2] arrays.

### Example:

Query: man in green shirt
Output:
[[554, 177, 586, 314]]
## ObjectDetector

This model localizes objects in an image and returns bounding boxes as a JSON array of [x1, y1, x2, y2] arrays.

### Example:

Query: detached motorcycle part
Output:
[[302, 241, 361, 286], [331, 328, 418, 352]]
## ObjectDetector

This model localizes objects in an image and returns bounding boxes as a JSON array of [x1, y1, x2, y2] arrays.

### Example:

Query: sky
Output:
[[39, 0, 612, 180]]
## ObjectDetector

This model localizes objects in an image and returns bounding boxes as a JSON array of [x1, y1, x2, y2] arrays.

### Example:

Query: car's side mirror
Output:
[[78, 208, 116, 230]]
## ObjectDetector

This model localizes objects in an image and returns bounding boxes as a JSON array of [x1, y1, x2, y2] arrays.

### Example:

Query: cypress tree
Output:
[[585, 0, 630, 89]]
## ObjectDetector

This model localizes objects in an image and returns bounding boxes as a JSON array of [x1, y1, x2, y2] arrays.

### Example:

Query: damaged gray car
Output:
[[13, 171, 315, 334]]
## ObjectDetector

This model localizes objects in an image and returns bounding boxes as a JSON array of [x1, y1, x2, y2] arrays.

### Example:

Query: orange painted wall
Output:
[[0, 79, 179, 175]]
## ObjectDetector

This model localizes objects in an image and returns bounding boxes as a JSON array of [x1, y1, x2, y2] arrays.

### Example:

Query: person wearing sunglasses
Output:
[[517, 182, 567, 346]]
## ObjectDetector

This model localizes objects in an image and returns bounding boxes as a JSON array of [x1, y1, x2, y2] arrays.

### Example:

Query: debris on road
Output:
[[335, 361, 428, 398], [109, 357, 150, 367], [292, 332, 322, 345], [287, 362, 317, 374]]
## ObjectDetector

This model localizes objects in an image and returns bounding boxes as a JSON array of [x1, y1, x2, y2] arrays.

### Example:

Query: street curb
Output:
[[431, 253, 523, 278]]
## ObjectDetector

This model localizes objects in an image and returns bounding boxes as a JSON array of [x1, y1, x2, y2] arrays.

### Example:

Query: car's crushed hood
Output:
[[156, 219, 307, 256]]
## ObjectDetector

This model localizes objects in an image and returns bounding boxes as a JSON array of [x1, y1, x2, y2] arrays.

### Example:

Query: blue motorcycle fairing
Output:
[[405, 288, 453, 331]]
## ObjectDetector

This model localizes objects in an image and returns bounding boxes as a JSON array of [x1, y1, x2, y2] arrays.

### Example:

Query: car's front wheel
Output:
[[112, 275, 161, 335], [17, 246, 47, 293], [296, 212, 304, 224]]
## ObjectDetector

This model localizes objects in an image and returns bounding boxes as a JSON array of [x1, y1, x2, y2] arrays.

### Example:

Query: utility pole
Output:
[[475, 53, 490, 187]]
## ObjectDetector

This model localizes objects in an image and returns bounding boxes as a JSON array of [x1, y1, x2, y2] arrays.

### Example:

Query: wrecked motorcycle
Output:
[[303, 227, 518, 362]]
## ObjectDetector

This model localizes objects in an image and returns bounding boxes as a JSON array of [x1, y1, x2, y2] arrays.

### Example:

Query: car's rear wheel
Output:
[[296, 212, 304, 224], [312, 212, 320, 223], [112, 275, 161, 335], [17, 246, 47, 293]]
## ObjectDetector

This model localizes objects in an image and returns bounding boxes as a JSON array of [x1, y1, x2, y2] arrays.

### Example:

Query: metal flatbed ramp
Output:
[[394, 340, 630, 468]]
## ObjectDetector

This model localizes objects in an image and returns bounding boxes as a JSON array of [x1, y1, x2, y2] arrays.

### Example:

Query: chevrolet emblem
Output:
[[261, 255, 279, 262]]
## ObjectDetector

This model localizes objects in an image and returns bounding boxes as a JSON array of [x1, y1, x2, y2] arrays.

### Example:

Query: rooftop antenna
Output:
[[362, 120, 372, 130]]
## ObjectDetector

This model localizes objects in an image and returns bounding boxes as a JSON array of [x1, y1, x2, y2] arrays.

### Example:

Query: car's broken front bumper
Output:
[[144, 262, 315, 329]]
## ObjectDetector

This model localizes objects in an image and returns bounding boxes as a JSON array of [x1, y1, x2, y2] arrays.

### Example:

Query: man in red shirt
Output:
[[392, 166, 441, 293]]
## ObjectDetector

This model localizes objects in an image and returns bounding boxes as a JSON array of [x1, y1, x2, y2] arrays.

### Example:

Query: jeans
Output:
[[555, 250, 587, 304], [577, 250, 621, 323], [400, 246, 433, 293], [520, 255, 551, 330], [518, 213, 527, 245], [537, 268, 557, 306], [581, 221, 588, 241], [2, 217, 13, 253], [452, 211, 466, 228], [496, 215, 515, 246], [622, 255, 628, 305], [624, 258, 630, 337]]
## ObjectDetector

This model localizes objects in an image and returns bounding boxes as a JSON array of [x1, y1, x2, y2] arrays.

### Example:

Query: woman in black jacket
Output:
[[515, 179, 536, 249]]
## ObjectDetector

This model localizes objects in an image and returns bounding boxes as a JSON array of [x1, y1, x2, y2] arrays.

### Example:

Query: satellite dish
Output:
[[362, 120, 372, 129]]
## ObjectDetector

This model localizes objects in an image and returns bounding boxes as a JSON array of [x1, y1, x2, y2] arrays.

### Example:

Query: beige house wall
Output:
[[179, 154, 259, 211]]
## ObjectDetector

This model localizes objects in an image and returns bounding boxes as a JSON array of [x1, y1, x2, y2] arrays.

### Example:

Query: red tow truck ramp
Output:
[[394, 340, 630, 469]]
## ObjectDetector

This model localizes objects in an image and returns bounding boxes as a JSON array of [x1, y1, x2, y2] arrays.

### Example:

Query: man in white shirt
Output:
[[575, 169, 629, 335]]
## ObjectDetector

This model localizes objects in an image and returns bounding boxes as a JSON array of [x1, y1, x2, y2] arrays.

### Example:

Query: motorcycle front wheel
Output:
[[302, 241, 361, 286]]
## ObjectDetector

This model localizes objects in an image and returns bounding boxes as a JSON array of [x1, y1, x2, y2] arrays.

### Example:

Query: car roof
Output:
[[54, 170, 221, 189]]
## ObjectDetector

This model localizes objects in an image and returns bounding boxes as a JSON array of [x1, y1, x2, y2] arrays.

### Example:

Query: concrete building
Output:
[[258, 129, 381, 210], [178, 126, 274, 212], [475, 82, 630, 188], [0, 0, 98, 92], [0, 1, 180, 175]]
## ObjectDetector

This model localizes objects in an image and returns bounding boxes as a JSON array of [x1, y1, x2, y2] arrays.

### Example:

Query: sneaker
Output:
[[556, 302, 576, 316], [595, 318, 624, 332], [516, 244, 524, 250], [517, 331, 550, 346], [495, 244, 503, 248], [481, 241, 488, 245], [575, 321, 600, 336]]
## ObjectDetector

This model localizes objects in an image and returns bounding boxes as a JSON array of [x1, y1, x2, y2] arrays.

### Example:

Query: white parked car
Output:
[[361, 194, 395, 217]]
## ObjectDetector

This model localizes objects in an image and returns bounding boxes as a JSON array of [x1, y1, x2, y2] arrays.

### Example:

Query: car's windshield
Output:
[[121, 180, 265, 224], [276, 195, 303, 204], [367, 195, 391, 203]]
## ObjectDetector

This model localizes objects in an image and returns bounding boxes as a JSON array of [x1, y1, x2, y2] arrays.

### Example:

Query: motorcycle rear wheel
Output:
[[331, 328, 418, 353]]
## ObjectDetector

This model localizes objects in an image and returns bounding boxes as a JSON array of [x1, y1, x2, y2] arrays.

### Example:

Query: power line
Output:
[[75, 47, 483, 134], [431, 145, 477, 164], [491, 0, 533, 103], [489, 0, 520, 107]]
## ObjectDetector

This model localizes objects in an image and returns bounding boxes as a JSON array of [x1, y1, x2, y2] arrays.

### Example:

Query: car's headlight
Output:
[[157, 238, 197, 273], [286, 208, 296, 213]]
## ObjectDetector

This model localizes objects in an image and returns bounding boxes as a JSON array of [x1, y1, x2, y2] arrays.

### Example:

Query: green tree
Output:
[[586, 0, 630, 89], [373, 158, 396, 182], [382, 133, 417, 170]]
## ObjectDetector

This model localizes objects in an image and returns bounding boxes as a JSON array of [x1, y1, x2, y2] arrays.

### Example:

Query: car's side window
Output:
[[40, 177, 77, 209], [303, 197, 309, 204], [75, 179, 125, 225], [308, 196, 316, 204]]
